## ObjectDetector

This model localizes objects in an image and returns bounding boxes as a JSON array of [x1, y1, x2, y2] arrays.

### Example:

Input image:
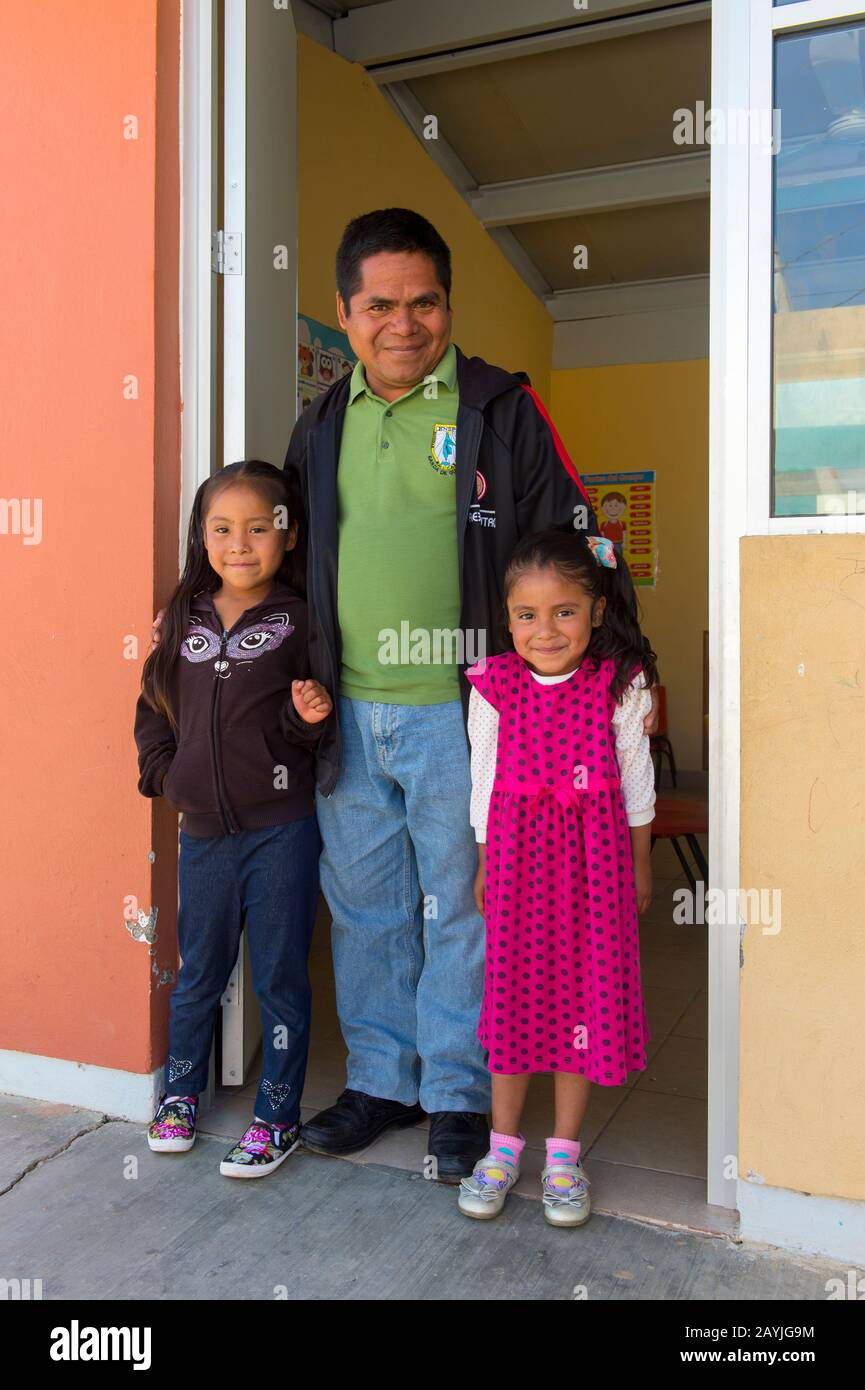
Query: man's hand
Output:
[[291, 678, 333, 724], [150, 609, 165, 652], [643, 684, 660, 737], [473, 843, 487, 916]]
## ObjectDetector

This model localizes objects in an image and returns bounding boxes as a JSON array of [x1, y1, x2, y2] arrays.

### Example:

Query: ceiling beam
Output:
[[381, 83, 552, 302], [548, 274, 709, 322], [486, 228, 554, 302], [553, 304, 708, 366], [382, 82, 476, 192], [334, 0, 709, 72], [467, 152, 710, 227]]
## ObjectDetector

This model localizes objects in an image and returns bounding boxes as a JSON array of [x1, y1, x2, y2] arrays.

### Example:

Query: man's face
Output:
[[336, 251, 452, 402]]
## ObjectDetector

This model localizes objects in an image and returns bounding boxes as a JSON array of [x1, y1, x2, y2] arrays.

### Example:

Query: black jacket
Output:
[[134, 583, 324, 836], [283, 342, 598, 797]]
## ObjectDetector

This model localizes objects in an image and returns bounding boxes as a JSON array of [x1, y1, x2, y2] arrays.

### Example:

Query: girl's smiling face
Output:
[[507, 565, 606, 677], [203, 483, 296, 594]]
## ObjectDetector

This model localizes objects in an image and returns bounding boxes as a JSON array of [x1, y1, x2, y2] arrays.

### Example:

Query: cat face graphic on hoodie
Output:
[[180, 612, 294, 678]]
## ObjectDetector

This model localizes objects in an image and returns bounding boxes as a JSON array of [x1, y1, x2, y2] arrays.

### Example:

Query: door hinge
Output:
[[220, 961, 241, 1007], [211, 229, 242, 275]]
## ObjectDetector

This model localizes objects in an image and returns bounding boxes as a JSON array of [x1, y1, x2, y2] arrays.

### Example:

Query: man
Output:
[[285, 207, 654, 1181]]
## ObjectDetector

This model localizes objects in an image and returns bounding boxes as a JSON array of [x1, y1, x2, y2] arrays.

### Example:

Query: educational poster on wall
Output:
[[297, 314, 355, 416], [582, 471, 656, 587]]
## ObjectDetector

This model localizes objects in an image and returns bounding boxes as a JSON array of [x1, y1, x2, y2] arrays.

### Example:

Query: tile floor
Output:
[[201, 821, 736, 1238]]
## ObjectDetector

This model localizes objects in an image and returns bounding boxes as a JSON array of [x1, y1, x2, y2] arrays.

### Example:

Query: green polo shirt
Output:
[[336, 341, 461, 703]]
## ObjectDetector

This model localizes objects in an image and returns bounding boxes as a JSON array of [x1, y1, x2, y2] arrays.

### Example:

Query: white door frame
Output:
[[181, 0, 299, 1089], [707, 0, 750, 1212], [182, 0, 740, 1201], [180, 0, 218, 530]]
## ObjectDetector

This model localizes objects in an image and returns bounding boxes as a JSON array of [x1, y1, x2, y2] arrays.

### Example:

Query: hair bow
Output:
[[586, 535, 618, 568]]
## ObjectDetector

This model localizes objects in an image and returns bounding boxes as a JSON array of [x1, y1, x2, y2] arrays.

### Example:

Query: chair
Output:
[[650, 796, 708, 894], [650, 685, 677, 789]]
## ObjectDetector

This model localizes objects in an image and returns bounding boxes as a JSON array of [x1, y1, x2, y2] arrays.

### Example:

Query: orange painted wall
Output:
[[0, 1, 181, 1073]]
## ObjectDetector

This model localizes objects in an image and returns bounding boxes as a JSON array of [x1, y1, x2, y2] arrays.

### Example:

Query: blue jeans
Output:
[[165, 817, 321, 1125], [315, 696, 489, 1113]]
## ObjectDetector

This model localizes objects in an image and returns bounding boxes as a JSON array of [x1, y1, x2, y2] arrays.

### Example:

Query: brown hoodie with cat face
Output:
[[134, 583, 326, 837]]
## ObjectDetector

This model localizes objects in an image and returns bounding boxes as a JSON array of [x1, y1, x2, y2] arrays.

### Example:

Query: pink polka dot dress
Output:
[[465, 650, 651, 1084]]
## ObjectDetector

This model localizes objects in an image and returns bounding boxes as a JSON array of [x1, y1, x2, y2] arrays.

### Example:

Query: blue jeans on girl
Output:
[[164, 816, 321, 1125]]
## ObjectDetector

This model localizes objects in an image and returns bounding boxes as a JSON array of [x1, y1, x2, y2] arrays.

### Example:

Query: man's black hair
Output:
[[335, 208, 452, 314]]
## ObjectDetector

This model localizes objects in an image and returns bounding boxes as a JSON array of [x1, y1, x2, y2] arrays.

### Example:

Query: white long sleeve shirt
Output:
[[468, 667, 656, 843]]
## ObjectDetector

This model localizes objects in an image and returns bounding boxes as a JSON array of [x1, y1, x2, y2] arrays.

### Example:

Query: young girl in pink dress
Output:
[[459, 527, 657, 1228]]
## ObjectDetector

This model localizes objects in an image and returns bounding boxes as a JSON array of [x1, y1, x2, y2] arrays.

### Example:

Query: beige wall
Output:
[[740, 536, 865, 1201], [297, 35, 552, 395], [551, 360, 709, 772]]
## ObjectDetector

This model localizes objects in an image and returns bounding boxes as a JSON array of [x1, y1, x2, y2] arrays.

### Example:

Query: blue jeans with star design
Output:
[[164, 816, 321, 1125]]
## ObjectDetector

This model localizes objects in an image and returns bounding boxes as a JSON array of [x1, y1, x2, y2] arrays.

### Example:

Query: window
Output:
[[771, 19, 865, 517]]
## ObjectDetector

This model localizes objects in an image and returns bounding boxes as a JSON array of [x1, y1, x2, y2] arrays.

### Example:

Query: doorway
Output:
[[181, 0, 737, 1233]]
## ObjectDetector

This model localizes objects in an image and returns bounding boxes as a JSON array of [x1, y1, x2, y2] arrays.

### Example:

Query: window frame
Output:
[[748, 0, 865, 536]]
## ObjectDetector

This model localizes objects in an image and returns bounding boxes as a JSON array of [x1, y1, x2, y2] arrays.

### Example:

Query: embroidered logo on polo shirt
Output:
[[428, 422, 456, 474]]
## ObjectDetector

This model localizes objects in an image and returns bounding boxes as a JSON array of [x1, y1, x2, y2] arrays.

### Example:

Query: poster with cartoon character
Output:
[[581, 471, 656, 587], [297, 315, 355, 416]]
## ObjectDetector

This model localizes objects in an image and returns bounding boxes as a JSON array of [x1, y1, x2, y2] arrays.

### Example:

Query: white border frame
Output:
[[749, 0, 865, 536]]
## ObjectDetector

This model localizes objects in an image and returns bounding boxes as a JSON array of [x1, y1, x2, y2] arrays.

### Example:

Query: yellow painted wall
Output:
[[297, 35, 552, 395], [740, 536, 865, 1201], [551, 361, 709, 772]]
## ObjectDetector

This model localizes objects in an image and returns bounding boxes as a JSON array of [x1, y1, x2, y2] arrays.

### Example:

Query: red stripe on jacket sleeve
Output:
[[520, 384, 591, 508]]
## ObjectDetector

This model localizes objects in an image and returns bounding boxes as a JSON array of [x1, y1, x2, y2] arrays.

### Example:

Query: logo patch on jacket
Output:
[[469, 468, 495, 527], [428, 423, 456, 474]]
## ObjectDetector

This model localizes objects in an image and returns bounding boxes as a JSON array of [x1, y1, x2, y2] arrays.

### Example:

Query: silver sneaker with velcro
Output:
[[541, 1159, 592, 1227], [457, 1150, 519, 1219]]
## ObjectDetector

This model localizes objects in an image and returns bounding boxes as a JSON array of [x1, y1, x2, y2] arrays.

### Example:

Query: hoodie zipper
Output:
[[204, 592, 288, 836], [209, 629, 239, 835]]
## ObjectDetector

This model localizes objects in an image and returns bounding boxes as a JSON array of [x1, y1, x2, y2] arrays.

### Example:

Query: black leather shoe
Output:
[[301, 1088, 424, 1156], [427, 1111, 490, 1183]]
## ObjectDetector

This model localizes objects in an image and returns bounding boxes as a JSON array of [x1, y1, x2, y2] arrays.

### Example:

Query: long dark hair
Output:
[[502, 527, 658, 702], [141, 460, 306, 727]]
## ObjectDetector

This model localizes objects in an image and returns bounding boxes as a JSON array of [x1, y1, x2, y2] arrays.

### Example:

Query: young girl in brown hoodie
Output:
[[135, 460, 331, 1178]]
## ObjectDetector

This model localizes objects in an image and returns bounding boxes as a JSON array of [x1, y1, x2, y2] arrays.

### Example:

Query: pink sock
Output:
[[490, 1130, 525, 1168], [546, 1136, 581, 1165]]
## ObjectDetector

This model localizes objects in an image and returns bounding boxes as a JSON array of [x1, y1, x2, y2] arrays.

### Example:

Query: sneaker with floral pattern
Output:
[[148, 1095, 198, 1153], [219, 1118, 301, 1179]]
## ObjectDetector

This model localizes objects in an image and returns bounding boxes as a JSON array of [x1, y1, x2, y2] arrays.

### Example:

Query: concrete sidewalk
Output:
[[0, 1096, 854, 1301]]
